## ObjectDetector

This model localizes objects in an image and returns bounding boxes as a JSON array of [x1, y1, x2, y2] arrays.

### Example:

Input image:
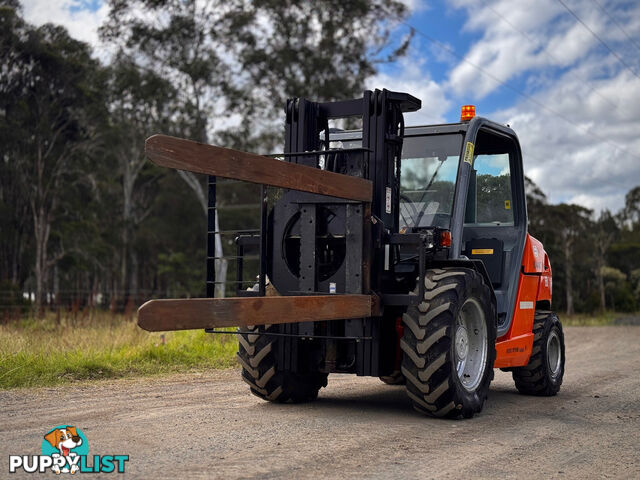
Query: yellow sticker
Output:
[[471, 248, 494, 255], [463, 142, 475, 165], [505, 200, 511, 210]]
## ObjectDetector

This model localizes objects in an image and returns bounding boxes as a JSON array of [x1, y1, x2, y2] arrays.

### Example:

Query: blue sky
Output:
[[21, 0, 640, 213], [412, 2, 538, 117], [67, 0, 101, 14], [375, 1, 535, 121]]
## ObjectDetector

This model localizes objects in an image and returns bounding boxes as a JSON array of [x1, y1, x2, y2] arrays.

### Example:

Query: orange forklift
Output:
[[139, 90, 565, 418]]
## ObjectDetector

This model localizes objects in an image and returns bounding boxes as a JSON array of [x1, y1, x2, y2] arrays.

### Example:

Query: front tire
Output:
[[512, 311, 565, 396], [401, 268, 497, 418], [237, 325, 328, 403]]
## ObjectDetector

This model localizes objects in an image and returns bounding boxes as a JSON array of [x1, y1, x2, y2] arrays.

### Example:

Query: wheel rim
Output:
[[454, 298, 488, 392], [547, 329, 562, 380]]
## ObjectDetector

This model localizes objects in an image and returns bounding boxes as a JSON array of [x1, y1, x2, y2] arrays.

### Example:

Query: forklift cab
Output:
[[397, 116, 527, 338], [331, 111, 527, 338]]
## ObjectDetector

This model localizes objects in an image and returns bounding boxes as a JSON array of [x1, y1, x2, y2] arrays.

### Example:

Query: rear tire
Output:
[[401, 268, 497, 418], [237, 325, 328, 403], [512, 311, 565, 396]]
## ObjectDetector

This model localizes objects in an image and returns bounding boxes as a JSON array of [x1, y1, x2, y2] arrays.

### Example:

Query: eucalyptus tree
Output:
[[106, 55, 177, 305], [100, 0, 239, 296], [546, 204, 593, 315], [219, 0, 413, 145], [593, 210, 618, 311]]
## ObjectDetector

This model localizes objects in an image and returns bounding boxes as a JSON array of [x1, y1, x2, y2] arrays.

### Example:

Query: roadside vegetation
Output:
[[2, 310, 638, 390], [561, 311, 618, 326], [561, 311, 640, 326], [0, 312, 238, 389]]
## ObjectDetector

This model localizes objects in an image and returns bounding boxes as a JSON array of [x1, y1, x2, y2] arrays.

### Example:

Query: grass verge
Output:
[[0, 312, 238, 389], [559, 311, 635, 326], [2, 310, 636, 389]]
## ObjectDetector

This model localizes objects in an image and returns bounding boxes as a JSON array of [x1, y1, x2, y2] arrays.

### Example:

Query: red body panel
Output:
[[494, 234, 552, 368]]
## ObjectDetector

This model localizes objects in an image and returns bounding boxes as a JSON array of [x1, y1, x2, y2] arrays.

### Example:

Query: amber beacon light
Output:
[[460, 105, 476, 121]]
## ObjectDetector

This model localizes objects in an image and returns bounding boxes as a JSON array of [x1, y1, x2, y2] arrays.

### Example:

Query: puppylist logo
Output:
[[9, 425, 129, 474]]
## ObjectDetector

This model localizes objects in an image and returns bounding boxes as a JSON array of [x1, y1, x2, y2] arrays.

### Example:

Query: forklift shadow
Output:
[[249, 381, 419, 419], [315, 385, 531, 417], [253, 381, 535, 419], [313, 385, 418, 418]]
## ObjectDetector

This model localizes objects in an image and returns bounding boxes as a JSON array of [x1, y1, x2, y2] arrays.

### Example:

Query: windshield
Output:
[[400, 134, 462, 229]]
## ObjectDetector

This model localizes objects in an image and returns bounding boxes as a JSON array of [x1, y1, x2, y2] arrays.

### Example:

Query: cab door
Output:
[[453, 122, 527, 337]]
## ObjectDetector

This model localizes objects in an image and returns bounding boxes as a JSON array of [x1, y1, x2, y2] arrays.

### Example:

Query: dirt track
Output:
[[2, 326, 639, 479]]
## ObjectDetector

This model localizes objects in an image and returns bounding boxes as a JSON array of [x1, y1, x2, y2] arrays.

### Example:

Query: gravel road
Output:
[[2, 326, 639, 479]]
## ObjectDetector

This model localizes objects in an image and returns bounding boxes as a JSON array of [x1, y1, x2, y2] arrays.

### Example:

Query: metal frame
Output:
[[267, 89, 421, 375], [381, 232, 427, 306]]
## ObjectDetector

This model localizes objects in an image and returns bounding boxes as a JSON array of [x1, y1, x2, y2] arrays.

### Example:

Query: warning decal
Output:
[[463, 142, 475, 165]]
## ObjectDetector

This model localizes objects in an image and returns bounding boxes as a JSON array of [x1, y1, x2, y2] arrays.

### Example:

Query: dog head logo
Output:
[[44, 427, 82, 457], [42, 425, 89, 474]]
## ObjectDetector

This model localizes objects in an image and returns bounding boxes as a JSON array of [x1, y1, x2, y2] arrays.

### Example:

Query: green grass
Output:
[[0, 312, 238, 389], [560, 311, 620, 326]]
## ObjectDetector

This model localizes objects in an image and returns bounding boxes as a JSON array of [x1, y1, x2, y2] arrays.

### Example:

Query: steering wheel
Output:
[[400, 193, 419, 228]]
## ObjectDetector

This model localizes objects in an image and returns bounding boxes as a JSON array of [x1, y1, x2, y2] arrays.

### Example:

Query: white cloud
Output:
[[369, 54, 451, 125], [21, 0, 109, 55], [443, 0, 640, 213], [399, 0, 429, 13], [490, 64, 640, 214], [446, 0, 608, 99]]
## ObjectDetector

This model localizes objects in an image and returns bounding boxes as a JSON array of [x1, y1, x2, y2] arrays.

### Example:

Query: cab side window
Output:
[[465, 131, 515, 225]]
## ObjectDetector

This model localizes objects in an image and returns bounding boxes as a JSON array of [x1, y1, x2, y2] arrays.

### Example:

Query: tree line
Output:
[[526, 180, 640, 314], [1, 0, 638, 317]]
